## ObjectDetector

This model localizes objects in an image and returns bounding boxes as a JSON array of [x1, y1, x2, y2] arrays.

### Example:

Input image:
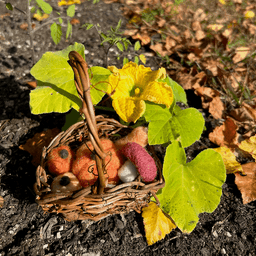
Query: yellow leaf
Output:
[[139, 54, 146, 64], [58, 0, 81, 6], [207, 24, 224, 32], [218, 0, 226, 4], [142, 202, 176, 245], [244, 11, 255, 19], [239, 135, 256, 160], [33, 13, 49, 21], [213, 147, 243, 174]]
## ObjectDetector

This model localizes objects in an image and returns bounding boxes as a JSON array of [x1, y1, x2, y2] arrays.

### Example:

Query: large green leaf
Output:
[[157, 140, 226, 233], [30, 43, 85, 114], [30, 43, 110, 115], [161, 76, 187, 105], [89, 66, 111, 104], [144, 103, 204, 147], [35, 0, 52, 14]]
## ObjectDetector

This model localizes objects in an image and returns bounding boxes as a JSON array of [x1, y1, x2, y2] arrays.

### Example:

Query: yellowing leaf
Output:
[[142, 202, 176, 245], [33, 13, 49, 21], [213, 147, 242, 174], [139, 54, 146, 64], [58, 0, 80, 6], [239, 135, 256, 160], [244, 11, 255, 19], [207, 24, 224, 32], [218, 0, 226, 4]]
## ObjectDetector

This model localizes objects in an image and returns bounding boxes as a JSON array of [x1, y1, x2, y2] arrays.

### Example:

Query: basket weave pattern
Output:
[[34, 51, 165, 222]]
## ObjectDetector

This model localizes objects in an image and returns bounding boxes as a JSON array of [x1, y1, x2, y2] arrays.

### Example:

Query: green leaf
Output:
[[66, 21, 72, 39], [144, 104, 204, 147], [30, 43, 85, 114], [51, 23, 62, 45], [35, 0, 52, 14], [81, 23, 94, 30], [123, 57, 129, 66], [67, 4, 75, 17], [30, 6, 36, 13], [59, 17, 63, 24], [134, 56, 139, 64], [116, 42, 124, 52], [162, 76, 187, 104], [5, 3, 13, 11], [89, 66, 111, 104], [134, 41, 141, 51], [157, 141, 226, 233]]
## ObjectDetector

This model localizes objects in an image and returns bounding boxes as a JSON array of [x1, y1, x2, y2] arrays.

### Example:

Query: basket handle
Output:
[[68, 51, 107, 194]]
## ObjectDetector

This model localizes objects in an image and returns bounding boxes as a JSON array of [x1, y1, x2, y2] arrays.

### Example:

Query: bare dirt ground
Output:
[[0, 0, 256, 255]]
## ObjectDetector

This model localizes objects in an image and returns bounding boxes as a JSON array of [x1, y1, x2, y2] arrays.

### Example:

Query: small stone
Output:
[[212, 230, 218, 238], [226, 231, 232, 237]]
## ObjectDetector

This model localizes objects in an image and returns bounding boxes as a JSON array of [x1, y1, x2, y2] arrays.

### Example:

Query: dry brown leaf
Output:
[[132, 33, 151, 45], [195, 30, 205, 41], [165, 36, 176, 51], [26, 81, 37, 89], [150, 43, 168, 57], [233, 47, 250, 63], [123, 29, 138, 36], [248, 24, 256, 35], [207, 24, 224, 32], [19, 128, 60, 166], [157, 18, 166, 27], [222, 28, 232, 38], [184, 29, 191, 39], [192, 21, 201, 31], [193, 8, 206, 22], [235, 162, 256, 204], [70, 18, 80, 25], [209, 117, 239, 147], [0, 196, 4, 208], [242, 102, 256, 121], [209, 96, 225, 119], [229, 107, 255, 122]]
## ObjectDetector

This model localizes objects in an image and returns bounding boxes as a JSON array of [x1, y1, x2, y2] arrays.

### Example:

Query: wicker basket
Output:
[[34, 51, 165, 222]]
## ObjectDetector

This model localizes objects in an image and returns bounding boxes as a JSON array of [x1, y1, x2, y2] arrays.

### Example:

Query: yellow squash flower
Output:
[[107, 62, 174, 123]]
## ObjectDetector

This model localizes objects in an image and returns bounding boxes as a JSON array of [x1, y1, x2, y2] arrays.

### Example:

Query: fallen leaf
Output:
[[192, 21, 201, 31], [239, 135, 256, 160], [213, 147, 243, 174], [33, 13, 49, 21], [242, 102, 256, 122], [0, 196, 4, 208], [70, 18, 80, 25], [207, 24, 224, 32], [235, 162, 256, 204], [244, 10, 255, 19], [233, 47, 250, 64], [209, 117, 239, 147], [194, 8, 206, 22], [218, 0, 226, 5], [19, 128, 60, 166], [195, 30, 205, 41], [150, 43, 168, 57], [123, 29, 138, 36], [208, 96, 225, 119], [58, 0, 81, 6], [142, 202, 176, 245], [132, 33, 151, 45], [26, 81, 37, 89], [157, 18, 166, 27], [195, 87, 224, 119]]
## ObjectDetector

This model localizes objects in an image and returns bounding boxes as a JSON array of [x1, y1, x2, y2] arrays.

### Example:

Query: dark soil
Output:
[[0, 1, 256, 255]]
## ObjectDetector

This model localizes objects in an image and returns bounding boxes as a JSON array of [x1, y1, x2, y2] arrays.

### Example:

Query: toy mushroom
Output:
[[51, 172, 82, 193]]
